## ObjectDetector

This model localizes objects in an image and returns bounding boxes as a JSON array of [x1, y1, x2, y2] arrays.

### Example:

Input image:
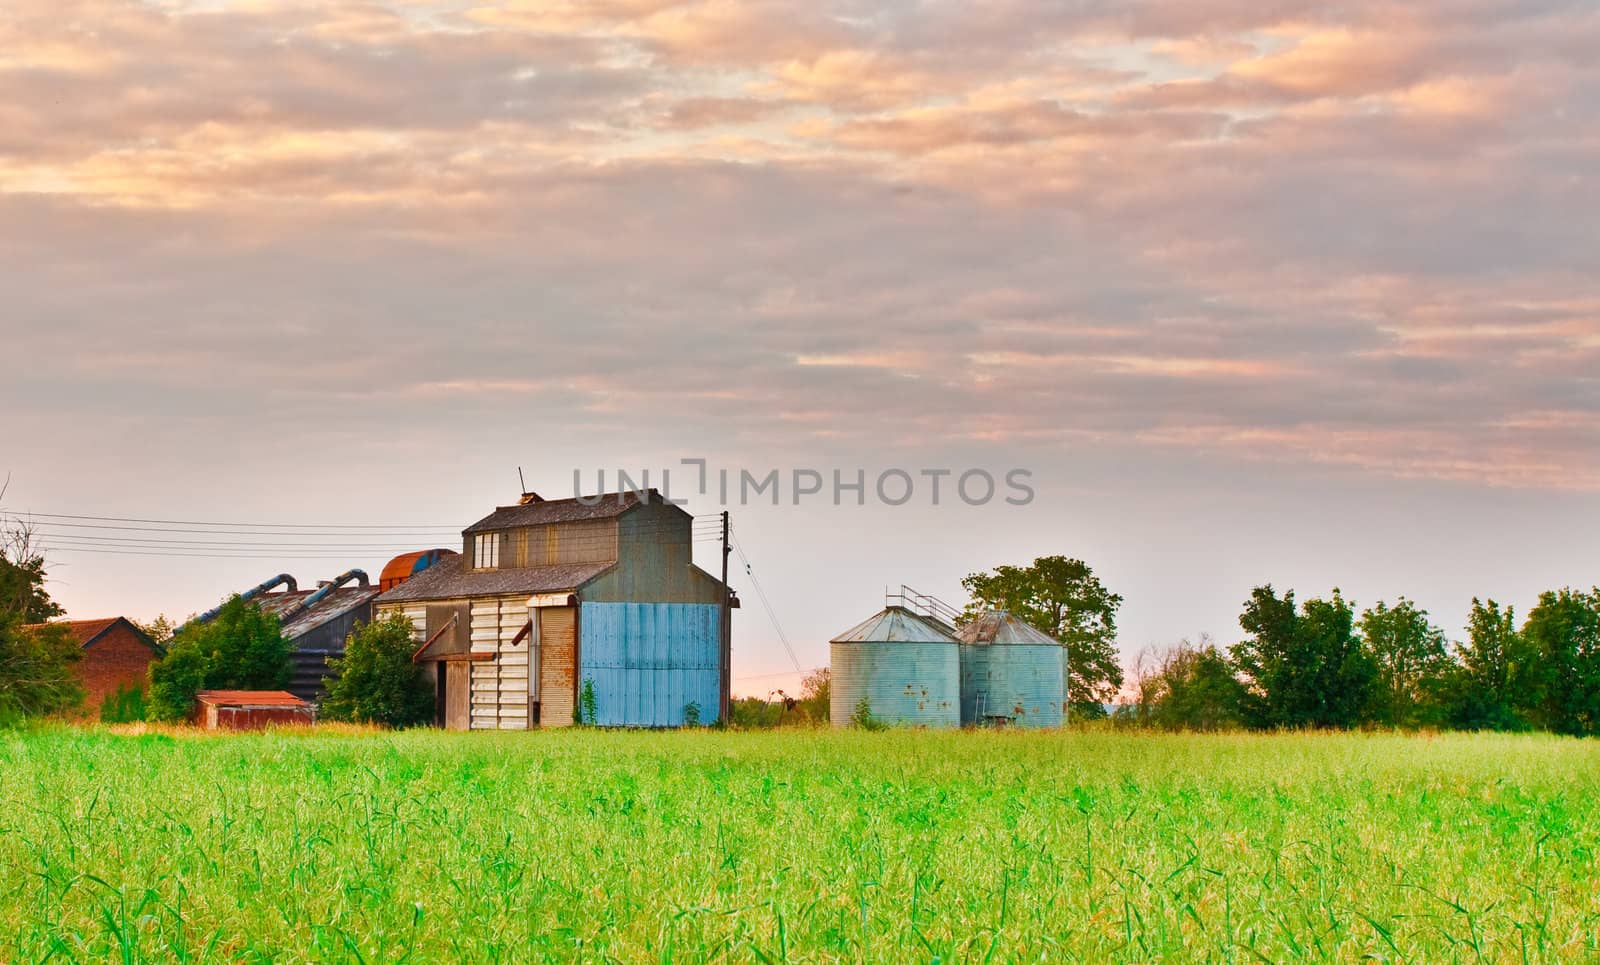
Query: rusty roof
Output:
[[253, 586, 380, 640], [462, 490, 657, 534], [194, 690, 308, 707], [373, 554, 615, 603], [957, 611, 1062, 647], [25, 617, 160, 652]]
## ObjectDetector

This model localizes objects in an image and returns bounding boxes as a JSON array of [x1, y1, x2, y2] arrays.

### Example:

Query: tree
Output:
[[1359, 598, 1451, 727], [1157, 638, 1247, 731], [1450, 598, 1537, 730], [135, 614, 178, 647], [962, 556, 1123, 717], [0, 520, 64, 624], [798, 667, 830, 722], [0, 518, 81, 721], [147, 595, 291, 721], [1231, 586, 1377, 729], [1522, 587, 1600, 736], [321, 615, 435, 728]]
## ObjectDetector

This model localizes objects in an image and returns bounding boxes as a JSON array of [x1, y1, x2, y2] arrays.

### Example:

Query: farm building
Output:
[[375, 489, 733, 730], [957, 610, 1065, 727], [192, 690, 313, 730], [25, 617, 162, 714], [829, 601, 961, 728], [177, 554, 453, 702], [830, 590, 1070, 729]]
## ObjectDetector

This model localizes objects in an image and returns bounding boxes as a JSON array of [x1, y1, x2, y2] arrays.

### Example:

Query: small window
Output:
[[474, 533, 500, 569]]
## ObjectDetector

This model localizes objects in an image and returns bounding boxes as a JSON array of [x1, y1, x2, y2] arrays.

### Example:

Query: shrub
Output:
[[850, 697, 886, 731], [99, 682, 147, 723], [577, 678, 598, 725], [148, 596, 290, 721], [321, 615, 434, 728]]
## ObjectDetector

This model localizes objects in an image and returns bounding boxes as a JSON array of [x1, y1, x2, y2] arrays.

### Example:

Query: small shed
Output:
[[193, 690, 313, 730]]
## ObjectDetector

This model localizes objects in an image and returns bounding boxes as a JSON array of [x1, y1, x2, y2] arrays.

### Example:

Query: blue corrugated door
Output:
[[579, 603, 722, 726]]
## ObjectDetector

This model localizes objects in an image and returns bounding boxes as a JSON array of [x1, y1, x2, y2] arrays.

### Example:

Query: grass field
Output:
[[1, 728, 1597, 963]]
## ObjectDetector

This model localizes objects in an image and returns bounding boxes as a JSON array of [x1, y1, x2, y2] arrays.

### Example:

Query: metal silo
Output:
[[958, 611, 1064, 727], [830, 606, 960, 728]]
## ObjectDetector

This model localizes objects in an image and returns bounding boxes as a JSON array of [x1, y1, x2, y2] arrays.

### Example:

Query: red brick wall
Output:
[[76, 626, 157, 715]]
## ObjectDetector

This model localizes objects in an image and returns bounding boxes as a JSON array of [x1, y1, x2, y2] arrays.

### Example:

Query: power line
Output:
[[730, 527, 803, 674], [4, 510, 463, 530]]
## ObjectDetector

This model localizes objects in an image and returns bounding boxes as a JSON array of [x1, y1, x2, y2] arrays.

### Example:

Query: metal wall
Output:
[[578, 602, 722, 727], [286, 605, 369, 703], [830, 641, 960, 728], [960, 644, 1064, 727]]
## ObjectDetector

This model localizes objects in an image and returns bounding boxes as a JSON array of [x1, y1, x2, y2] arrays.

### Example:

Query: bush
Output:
[[320, 615, 434, 728], [148, 596, 290, 721], [99, 682, 147, 723], [0, 617, 82, 719], [577, 678, 598, 725], [850, 697, 886, 731]]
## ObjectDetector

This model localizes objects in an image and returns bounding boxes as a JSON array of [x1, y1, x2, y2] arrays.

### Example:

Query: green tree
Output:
[[962, 556, 1124, 717], [321, 615, 435, 728], [1359, 598, 1451, 727], [147, 596, 290, 721], [1231, 586, 1377, 729], [1153, 639, 1246, 731], [1, 521, 64, 624], [0, 521, 81, 720], [1522, 587, 1600, 736], [1450, 598, 1537, 730], [798, 667, 830, 722]]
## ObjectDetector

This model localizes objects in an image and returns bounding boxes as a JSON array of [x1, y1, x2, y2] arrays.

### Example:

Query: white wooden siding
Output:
[[469, 597, 530, 730]]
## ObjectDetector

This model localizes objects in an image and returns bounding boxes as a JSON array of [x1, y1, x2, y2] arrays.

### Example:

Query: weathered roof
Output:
[[195, 690, 308, 707], [831, 606, 959, 644], [254, 586, 380, 640], [26, 617, 161, 653], [957, 611, 1061, 647], [463, 490, 652, 534], [373, 553, 614, 603]]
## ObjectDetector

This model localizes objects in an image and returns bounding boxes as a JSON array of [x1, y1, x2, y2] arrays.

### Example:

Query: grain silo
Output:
[[830, 606, 960, 728], [957, 611, 1064, 727]]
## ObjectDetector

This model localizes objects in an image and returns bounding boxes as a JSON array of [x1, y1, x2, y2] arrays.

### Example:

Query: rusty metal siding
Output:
[[577, 603, 721, 727], [960, 643, 1064, 727], [538, 606, 577, 727], [830, 641, 960, 728], [213, 705, 313, 730], [580, 501, 723, 605]]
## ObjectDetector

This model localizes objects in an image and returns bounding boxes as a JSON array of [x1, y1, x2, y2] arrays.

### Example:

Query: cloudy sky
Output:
[[2, 0, 1597, 695]]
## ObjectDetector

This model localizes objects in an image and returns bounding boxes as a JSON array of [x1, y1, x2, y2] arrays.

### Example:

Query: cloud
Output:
[[0, 0, 1597, 493]]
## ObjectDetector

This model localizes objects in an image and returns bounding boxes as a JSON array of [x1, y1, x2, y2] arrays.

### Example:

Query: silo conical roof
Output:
[[831, 606, 958, 644], [957, 610, 1060, 646]]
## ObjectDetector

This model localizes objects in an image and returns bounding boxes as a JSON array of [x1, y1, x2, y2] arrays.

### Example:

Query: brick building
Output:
[[36, 618, 163, 713]]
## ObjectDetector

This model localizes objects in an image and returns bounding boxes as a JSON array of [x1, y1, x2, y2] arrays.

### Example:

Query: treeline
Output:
[[1121, 585, 1600, 734]]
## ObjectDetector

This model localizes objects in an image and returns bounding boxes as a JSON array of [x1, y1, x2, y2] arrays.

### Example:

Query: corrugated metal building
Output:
[[252, 572, 382, 702], [957, 610, 1065, 727], [829, 606, 961, 728], [193, 690, 313, 730], [376, 489, 732, 730]]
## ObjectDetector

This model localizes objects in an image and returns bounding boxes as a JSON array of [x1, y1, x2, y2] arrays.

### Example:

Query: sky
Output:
[[2, 0, 1597, 698]]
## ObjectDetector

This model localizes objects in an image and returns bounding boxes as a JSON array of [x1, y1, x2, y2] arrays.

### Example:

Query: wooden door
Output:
[[445, 662, 471, 731]]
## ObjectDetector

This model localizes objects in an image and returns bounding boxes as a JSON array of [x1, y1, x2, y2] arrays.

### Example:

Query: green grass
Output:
[[1, 728, 1598, 963]]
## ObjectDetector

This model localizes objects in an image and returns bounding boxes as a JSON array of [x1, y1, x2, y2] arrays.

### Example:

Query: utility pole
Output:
[[720, 510, 732, 723]]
